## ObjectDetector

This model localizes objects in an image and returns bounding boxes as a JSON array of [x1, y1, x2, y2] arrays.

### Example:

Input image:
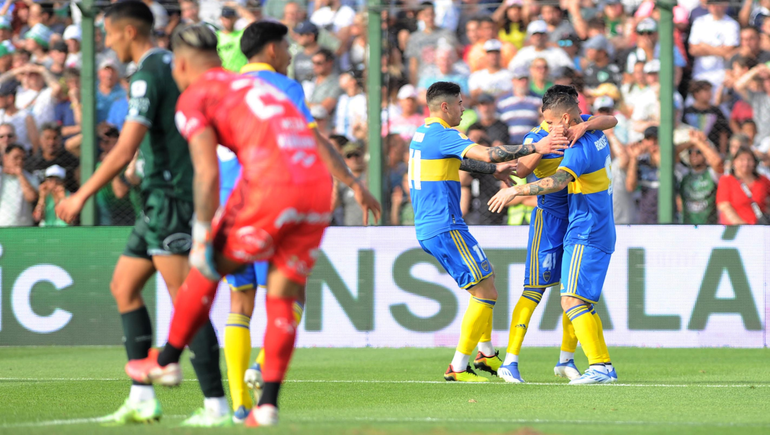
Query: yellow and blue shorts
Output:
[[224, 261, 268, 292], [419, 229, 493, 289], [560, 244, 612, 304], [524, 208, 567, 288]]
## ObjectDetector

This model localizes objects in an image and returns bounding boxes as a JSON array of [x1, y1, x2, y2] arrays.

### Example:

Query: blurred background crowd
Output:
[[0, 0, 769, 228]]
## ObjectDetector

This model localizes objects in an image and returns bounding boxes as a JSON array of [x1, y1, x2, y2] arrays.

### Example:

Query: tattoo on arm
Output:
[[459, 158, 496, 174], [487, 144, 537, 163], [521, 170, 574, 196]]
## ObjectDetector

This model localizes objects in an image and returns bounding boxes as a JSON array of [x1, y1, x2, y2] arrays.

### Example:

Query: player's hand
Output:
[[189, 220, 221, 281], [493, 162, 517, 187], [534, 133, 569, 156], [55, 193, 85, 224], [352, 181, 382, 225], [566, 122, 589, 147], [488, 186, 520, 214]]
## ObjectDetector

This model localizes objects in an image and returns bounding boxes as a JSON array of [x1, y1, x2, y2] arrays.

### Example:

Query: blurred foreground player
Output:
[[125, 23, 337, 426]]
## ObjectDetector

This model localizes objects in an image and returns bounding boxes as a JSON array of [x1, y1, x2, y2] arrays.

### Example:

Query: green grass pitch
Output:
[[1, 347, 769, 434]]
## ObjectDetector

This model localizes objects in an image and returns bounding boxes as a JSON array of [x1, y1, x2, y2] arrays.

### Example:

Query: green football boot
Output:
[[97, 398, 162, 425]]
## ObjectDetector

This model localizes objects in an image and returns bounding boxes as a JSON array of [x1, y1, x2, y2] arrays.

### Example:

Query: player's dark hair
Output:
[[40, 122, 61, 136], [733, 55, 757, 69], [171, 23, 218, 53], [426, 81, 461, 107], [240, 21, 289, 60], [419, 1, 434, 12], [689, 80, 712, 95], [104, 1, 155, 37], [541, 84, 579, 114]]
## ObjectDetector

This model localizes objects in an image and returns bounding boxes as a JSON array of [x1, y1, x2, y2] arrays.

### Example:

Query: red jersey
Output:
[[175, 68, 329, 187], [716, 174, 770, 225]]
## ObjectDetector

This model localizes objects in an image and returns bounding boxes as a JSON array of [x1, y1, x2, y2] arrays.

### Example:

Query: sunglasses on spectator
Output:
[[689, 149, 702, 155], [637, 31, 655, 36], [312, 60, 327, 65], [345, 152, 362, 159], [0, 133, 15, 139], [558, 40, 573, 47]]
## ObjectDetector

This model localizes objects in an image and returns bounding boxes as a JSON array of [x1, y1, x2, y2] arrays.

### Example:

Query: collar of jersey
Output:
[[539, 121, 550, 133], [240, 62, 276, 74], [425, 117, 450, 128], [137, 47, 167, 68]]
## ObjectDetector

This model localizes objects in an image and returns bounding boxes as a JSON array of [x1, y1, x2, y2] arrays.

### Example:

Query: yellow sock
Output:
[[561, 312, 578, 353], [256, 300, 304, 366], [565, 304, 603, 365], [224, 313, 252, 411], [505, 289, 544, 356], [479, 315, 492, 343], [591, 306, 610, 363], [457, 296, 495, 355]]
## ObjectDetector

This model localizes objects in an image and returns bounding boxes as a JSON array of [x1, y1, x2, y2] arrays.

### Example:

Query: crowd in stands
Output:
[[1, 0, 770, 228]]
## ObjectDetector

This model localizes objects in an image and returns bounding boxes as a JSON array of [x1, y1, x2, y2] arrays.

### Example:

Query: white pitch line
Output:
[[0, 377, 768, 388], [0, 415, 186, 428]]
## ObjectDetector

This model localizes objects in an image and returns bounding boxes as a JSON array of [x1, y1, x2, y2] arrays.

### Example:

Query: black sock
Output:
[[158, 344, 183, 367], [121, 306, 153, 386], [188, 320, 225, 398], [258, 382, 281, 408]]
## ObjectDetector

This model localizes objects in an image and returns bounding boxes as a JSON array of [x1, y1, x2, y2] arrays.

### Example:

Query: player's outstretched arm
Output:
[[487, 169, 574, 213], [55, 121, 147, 224], [464, 135, 570, 163], [313, 129, 381, 225], [459, 159, 516, 187], [567, 115, 618, 146]]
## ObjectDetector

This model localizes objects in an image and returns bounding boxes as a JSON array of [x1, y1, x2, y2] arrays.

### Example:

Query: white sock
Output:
[[477, 341, 495, 357], [559, 351, 574, 364], [503, 352, 518, 365], [128, 385, 155, 404], [590, 364, 608, 374], [204, 397, 230, 417], [605, 362, 614, 371], [450, 351, 471, 373]]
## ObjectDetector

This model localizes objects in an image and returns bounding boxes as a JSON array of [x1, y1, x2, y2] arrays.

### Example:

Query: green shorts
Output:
[[124, 190, 194, 259]]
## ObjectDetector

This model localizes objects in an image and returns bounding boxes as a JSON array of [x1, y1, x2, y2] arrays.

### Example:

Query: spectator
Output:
[[310, 104, 330, 135], [683, 80, 730, 154], [592, 88, 630, 144], [507, 20, 572, 71], [624, 18, 686, 87], [179, 0, 201, 24], [0, 81, 37, 153], [557, 33, 582, 72], [735, 63, 770, 147], [32, 164, 69, 227], [603, 0, 628, 39], [384, 133, 407, 224], [56, 68, 81, 143], [469, 93, 509, 147], [344, 12, 367, 74], [0, 123, 15, 154], [606, 128, 636, 224], [718, 55, 756, 129], [310, 0, 355, 42], [48, 41, 67, 78], [292, 21, 321, 85], [404, 1, 458, 85], [466, 16, 517, 73], [468, 39, 514, 101], [23, 23, 52, 66], [631, 60, 683, 144], [461, 17, 480, 62], [460, 125, 507, 225], [0, 143, 38, 227], [626, 126, 661, 224], [308, 48, 341, 119], [528, 57, 553, 98], [497, 66, 541, 144], [717, 146, 770, 225], [7, 63, 60, 128], [0, 44, 11, 74], [727, 26, 770, 76], [0, 17, 11, 44], [738, 0, 770, 28], [540, 4, 576, 44], [96, 58, 125, 125], [493, 0, 528, 49], [621, 60, 648, 115], [689, 2, 740, 89], [106, 64, 133, 132], [62, 25, 81, 69], [384, 84, 424, 143], [143, 0, 169, 31], [678, 130, 724, 225], [95, 124, 135, 226], [582, 34, 622, 89], [725, 133, 752, 175], [417, 46, 469, 101], [264, 0, 307, 21], [286, 3, 340, 55], [24, 122, 78, 192], [334, 72, 367, 141], [333, 141, 367, 226], [217, 7, 248, 72]]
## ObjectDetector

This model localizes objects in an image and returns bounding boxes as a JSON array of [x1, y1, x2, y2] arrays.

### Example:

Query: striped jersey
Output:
[[496, 92, 541, 143]]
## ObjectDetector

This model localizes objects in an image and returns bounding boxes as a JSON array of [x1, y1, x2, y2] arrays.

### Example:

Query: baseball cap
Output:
[[24, 23, 53, 49], [512, 65, 529, 79], [0, 45, 10, 58], [483, 39, 502, 52], [527, 20, 548, 36], [63, 24, 81, 41], [636, 18, 658, 33], [341, 142, 364, 156], [294, 20, 319, 35], [45, 164, 66, 180], [477, 93, 495, 104], [643, 59, 660, 74], [99, 58, 119, 71], [397, 84, 418, 100], [0, 81, 17, 96], [221, 7, 238, 18], [593, 95, 615, 112], [644, 126, 659, 139], [584, 34, 611, 52]]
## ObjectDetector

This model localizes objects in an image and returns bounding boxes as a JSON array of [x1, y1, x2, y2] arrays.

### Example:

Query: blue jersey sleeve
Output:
[[558, 139, 589, 180], [581, 114, 593, 122], [439, 129, 477, 159], [284, 80, 315, 127]]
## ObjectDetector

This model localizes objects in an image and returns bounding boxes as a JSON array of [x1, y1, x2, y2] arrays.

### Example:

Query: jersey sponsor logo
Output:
[[274, 208, 332, 229], [175, 111, 201, 138], [276, 134, 316, 150], [162, 233, 193, 254], [232, 227, 274, 262], [129, 97, 150, 114], [412, 132, 425, 142], [595, 135, 609, 151], [131, 80, 147, 97], [457, 132, 469, 140], [290, 150, 317, 167]]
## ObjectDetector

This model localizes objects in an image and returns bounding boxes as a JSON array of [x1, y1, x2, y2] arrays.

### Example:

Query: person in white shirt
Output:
[[507, 20, 572, 71], [334, 72, 367, 141], [0, 144, 38, 227], [311, 0, 355, 35], [469, 39, 513, 102], [63, 25, 81, 69], [631, 60, 683, 144], [0, 82, 37, 153], [8, 63, 60, 128], [689, 3, 740, 89]]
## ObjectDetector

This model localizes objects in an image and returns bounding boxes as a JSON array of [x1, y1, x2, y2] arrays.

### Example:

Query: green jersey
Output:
[[127, 48, 193, 201], [679, 167, 718, 225], [217, 29, 248, 72]]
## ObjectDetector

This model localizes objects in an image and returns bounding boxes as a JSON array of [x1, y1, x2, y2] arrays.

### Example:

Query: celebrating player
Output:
[[221, 21, 381, 423], [497, 90, 617, 383], [409, 81, 568, 382], [55, 2, 230, 426], [489, 85, 617, 384], [124, 24, 335, 426]]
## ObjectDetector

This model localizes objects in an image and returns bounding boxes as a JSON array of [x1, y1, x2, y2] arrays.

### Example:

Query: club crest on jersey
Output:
[[543, 271, 551, 282], [480, 260, 490, 273], [131, 80, 147, 97]]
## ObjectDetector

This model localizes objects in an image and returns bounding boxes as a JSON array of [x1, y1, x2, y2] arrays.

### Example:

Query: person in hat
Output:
[[508, 20, 573, 71], [32, 163, 70, 227], [96, 58, 126, 124], [291, 20, 322, 84], [217, 6, 248, 72], [0, 143, 38, 227], [582, 34, 622, 89], [689, 1, 739, 88], [623, 18, 686, 87], [23, 23, 53, 65], [384, 84, 425, 142], [469, 39, 514, 101], [0, 80, 37, 153], [335, 141, 368, 226], [62, 24, 82, 69], [0, 62, 61, 127]]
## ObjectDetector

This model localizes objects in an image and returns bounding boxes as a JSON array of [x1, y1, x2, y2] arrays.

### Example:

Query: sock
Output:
[[451, 350, 471, 372], [456, 296, 495, 356], [505, 289, 543, 357], [256, 300, 304, 367], [559, 351, 575, 364], [204, 396, 230, 417], [261, 295, 298, 383], [477, 340, 495, 357], [565, 304, 603, 366], [158, 343, 183, 367], [561, 311, 578, 353], [128, 384, 155, 404], [478, 312, 492, 343], [590, 363, 608, 374], [121, 306, 154, 386], [502, 353, 518, 366], [591, 306, 611, 364], [605, 362, 614, 371], [258, 381, 281, 408], [167, 267, 220, 352], [225, 313, 253, 410], [188, 319, 225, 398]]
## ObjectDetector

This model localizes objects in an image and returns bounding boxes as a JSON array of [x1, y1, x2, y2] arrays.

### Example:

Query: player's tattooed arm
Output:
[[459, 158, 496, 174], [465, 135, 570, 164], [487, 170, 574, 213], [486, 144, 538, 163]]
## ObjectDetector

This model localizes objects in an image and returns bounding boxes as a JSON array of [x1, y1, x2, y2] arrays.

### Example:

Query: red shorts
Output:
[[213, 178, 333, 284]]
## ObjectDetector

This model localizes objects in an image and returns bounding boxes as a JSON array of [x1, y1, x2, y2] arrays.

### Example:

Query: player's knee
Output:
[[230, 290, 256, 316], [472, 278, 498, 300], [110, 279, 142, 309], [560, 295, 584, 312]]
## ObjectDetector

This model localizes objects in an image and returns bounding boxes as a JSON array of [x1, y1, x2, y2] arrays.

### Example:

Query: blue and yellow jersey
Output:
[[523, 114, 594, 220], [409, 117, 478, 241], [557, 128, 616, 253]]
